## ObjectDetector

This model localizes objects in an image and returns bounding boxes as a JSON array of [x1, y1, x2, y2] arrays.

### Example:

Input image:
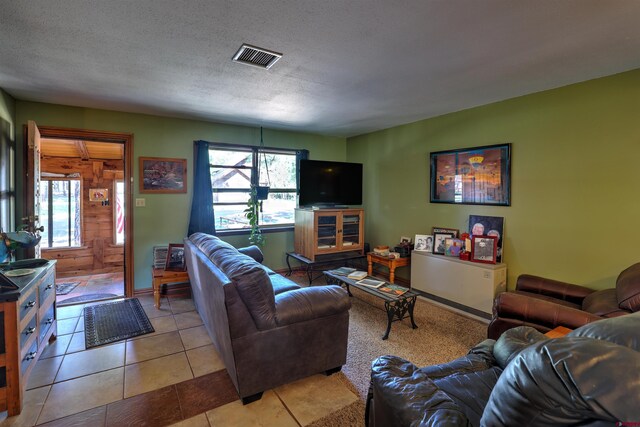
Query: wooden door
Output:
[[24, 120, 43, 258]]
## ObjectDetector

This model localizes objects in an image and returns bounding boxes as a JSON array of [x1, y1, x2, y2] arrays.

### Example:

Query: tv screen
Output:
[[299, 160, 363, 207]]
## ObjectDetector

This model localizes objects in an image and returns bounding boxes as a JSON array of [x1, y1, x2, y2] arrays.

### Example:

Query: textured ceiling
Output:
[[1, 1, 640, 137]]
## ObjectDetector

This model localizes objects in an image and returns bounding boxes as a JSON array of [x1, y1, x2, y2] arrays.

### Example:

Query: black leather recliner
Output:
[[366, 312, 640, 426]]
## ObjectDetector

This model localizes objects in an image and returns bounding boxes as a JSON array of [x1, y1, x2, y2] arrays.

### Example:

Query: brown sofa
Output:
[[184, 232, 351, 403], [488, 262, 640, 339]]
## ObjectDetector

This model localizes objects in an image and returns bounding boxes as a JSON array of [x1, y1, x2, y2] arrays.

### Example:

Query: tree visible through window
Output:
[[39, 179, 81, 248], [209, 145, 298, 231]]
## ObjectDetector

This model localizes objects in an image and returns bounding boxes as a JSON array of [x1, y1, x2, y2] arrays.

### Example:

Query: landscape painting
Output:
[[140, 157, 187, 193]]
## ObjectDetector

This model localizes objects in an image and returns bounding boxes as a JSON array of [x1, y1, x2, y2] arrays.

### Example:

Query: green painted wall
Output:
[[14, 101, 346, 289], [0, 89, 16, 232], [347, 69, 640, 291]]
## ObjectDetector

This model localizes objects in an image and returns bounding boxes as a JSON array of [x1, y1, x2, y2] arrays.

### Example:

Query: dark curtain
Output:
[[188, 140, 216, 236], [295, 149, 309, 193]]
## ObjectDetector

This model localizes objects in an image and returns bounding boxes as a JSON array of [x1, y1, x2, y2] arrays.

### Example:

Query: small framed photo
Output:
[[433, 232, 455, 255], [471, 235, 498, 264], [445, 238, 464, 257], [400, 236, 412, 244], [89, 188, 109, 202], [165, 243, 186, 271], [413, 234, 433, 252], [432, 227, 459, 238], [140, 157, 187, 194]]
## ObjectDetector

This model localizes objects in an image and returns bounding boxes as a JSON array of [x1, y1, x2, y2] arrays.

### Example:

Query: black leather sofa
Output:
[[366, 312, 640, 426], [184, 232, 351, 403]]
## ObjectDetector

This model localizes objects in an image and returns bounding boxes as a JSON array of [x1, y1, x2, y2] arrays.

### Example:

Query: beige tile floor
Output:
[[0, 294, 358, 426]]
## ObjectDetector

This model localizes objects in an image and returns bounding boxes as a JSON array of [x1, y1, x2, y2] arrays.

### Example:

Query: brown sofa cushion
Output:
[[513, 291, 581, 310], [616, 262, 640, 312], [582, 289, 622, 317]]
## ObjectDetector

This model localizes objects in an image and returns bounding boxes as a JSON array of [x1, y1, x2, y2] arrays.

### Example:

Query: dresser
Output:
[[0, 259, 57, 416]]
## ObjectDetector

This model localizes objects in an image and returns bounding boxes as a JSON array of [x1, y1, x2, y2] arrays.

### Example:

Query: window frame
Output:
[[208, 142, 300, 234], [40, 177, 83, 248]]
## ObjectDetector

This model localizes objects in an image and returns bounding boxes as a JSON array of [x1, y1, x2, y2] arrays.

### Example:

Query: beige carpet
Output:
[[286, 271, 488, 426]]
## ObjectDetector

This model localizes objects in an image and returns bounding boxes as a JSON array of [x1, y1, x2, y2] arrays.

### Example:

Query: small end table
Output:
[[544, 326, 572, 338], [151, 268, 189, 308], [367, 252, 410, 283]]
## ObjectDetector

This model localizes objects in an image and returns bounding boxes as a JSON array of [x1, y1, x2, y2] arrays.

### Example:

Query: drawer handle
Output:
[[25, 352, 37, 361], [25, 326, 36, 335], [25, 300, 36, 308]]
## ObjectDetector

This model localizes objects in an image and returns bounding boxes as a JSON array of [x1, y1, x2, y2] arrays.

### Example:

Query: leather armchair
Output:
[[488, 262, 640, 339], [366, 313, 640, 426]]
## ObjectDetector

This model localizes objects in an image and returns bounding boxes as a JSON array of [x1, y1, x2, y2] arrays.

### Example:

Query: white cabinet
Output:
[[411, 252, 506, 318]]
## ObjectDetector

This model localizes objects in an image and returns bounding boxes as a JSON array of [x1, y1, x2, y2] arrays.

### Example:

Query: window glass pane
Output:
[[70, 180, 81, 246], [215, 204, 251, 230], [51, 181, 70, 247], [258, 192, 296, 226], [209, 149, 252, 167], [211, 167, 252, 189], [212, 191, 250, 204], [39, 181, 49, 246], [258, 153, 296, 188], [115, 181, 125, 245]]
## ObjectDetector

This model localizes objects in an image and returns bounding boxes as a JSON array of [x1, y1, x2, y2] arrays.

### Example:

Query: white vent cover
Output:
[[232, 44, 282, 69]]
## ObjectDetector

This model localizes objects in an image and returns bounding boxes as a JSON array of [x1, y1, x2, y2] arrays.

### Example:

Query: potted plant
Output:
[[244, 187, 265, 247]]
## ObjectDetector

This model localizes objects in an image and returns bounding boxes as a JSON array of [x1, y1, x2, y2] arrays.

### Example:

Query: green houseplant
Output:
[[244, 187, 265, 247]]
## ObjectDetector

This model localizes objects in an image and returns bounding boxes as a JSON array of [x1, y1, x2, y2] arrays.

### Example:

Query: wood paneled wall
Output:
[[40, 157, 124, 277]]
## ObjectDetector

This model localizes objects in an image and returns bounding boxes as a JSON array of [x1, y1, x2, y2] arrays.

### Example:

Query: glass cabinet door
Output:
[[341, 213, 361, 248], [316, 214, 338, 251]]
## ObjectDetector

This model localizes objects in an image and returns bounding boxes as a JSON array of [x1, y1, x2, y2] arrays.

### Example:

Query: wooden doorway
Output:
[[23, 125, 134, 297]]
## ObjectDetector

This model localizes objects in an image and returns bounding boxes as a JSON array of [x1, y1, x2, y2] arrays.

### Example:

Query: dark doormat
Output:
[[84, 298, 155, 348], [55, 282, 80, 295], [58, 293, 119, 306]]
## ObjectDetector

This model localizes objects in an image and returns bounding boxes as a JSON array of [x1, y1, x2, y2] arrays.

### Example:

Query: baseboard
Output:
[[414, 292, 490, 324], [134, 282, 191, 298]]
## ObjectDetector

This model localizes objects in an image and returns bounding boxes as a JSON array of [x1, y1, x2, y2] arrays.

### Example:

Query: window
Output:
[[209, 144, 298, 231], [39, 179, 81, 248], [114, 180, 125, 244]]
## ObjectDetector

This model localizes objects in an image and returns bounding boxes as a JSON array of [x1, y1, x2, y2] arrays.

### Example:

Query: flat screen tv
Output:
[[299, 160, 363, 207]]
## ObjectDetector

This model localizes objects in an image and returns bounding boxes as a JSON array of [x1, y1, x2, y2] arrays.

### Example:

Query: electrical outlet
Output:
[[483, 271, 490, 279], [135, 198, 146, 207]]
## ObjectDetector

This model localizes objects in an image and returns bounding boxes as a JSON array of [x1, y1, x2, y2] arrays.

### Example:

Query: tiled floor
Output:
[[0, 294, 358, 426], [56, 272, 125, 305]]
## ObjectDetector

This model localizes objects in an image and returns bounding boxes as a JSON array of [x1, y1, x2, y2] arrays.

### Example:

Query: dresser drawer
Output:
[[38, 273, 55, 306], [21, 340, 38, 375], [18, 288, 38, 322], [20, 315, 37, 350], [39, 305, 55, 344]]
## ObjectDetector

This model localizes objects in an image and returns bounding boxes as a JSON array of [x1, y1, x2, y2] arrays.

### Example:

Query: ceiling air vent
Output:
[[232, 44, 282, 69]]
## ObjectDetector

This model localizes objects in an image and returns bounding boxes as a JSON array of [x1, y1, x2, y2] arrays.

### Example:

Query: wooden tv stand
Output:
[[294, 208, 364, 261]]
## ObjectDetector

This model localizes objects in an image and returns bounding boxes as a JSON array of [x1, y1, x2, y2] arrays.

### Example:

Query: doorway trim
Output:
[[24, 126, 135, 297]]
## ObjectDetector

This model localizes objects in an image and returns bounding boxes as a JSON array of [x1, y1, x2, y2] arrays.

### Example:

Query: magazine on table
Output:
[[378, 283, 409, 296], [356, 278, 385, 288], [331, 267, 357, 276], [347, 270, 368, 280]]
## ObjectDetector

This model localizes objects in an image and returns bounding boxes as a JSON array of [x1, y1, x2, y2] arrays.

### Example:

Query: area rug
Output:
[[58, 293, 119, 306], [84, 298, 155, 348], [285, 271, 487, 425], [55, 281, 80, 295]]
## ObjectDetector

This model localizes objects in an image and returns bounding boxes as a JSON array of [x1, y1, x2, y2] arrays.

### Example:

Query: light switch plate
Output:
[[135, 198, 146, 207]]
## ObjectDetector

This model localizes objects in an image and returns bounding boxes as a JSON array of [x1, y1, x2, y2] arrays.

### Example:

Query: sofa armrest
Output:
[[516, 274, 595, 305], [493, 292, 602, 330], [275, 286, 351, 326], [237, 245, 264, 264]]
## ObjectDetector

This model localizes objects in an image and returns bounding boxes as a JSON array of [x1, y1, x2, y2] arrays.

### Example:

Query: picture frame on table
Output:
[[413, 234, 433, 252], [470, 235, 498, 264], [469, 215, 504, 262], [165, 243, 186, 271], [444, 238, 464, 257], [432, 226, 459, 238], [433, 232, 454, 255], [140, 157, 187, 194], [430, 143, 511, 206], [400, 236, 412, 244]]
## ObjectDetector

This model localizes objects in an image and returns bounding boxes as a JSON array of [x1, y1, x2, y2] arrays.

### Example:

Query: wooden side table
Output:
[[152, 268, 189, 308], [544, 326, 572, 338], [367, 252, 410, 283]]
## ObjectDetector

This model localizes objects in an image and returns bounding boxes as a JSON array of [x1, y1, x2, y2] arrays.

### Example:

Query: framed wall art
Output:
[[165, 243, 186, 271], [430, 143, 511, 206], [89, 188, 109, 202], [140, 157, 187, 194], [471, 235, 498, 264]]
